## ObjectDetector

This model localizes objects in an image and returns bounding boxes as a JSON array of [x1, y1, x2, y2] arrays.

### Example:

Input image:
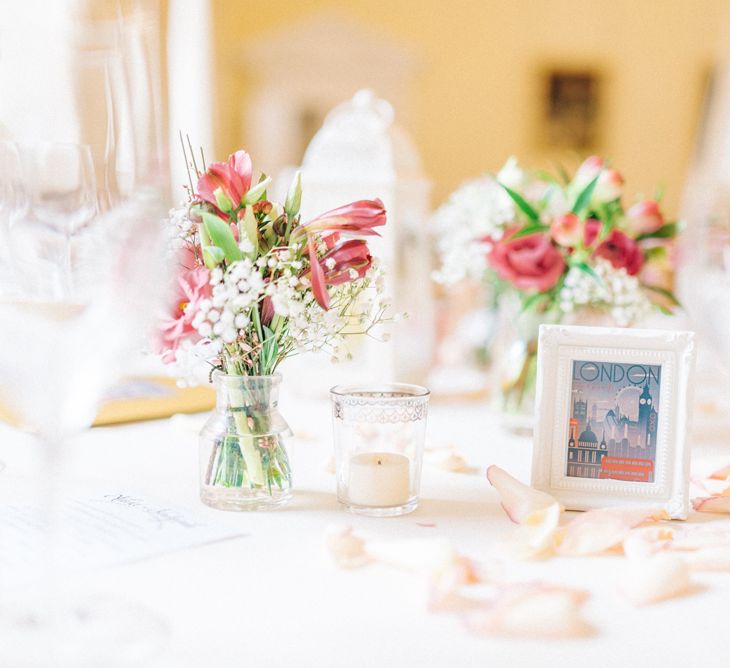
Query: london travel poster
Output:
[[566, 360, 661, 483]]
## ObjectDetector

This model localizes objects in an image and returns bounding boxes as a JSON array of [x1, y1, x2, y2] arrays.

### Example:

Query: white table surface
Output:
[[1, 389, 730, 668]]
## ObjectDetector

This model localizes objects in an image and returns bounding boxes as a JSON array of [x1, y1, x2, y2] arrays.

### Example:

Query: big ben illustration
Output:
[[637, 383, 653, 447]]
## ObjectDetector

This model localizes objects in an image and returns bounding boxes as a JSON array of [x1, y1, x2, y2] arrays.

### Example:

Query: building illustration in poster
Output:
[[566, 360, 661, 483]]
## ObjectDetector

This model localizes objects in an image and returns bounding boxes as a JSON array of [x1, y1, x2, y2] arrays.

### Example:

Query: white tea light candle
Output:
[[347, 452, 410, 507]]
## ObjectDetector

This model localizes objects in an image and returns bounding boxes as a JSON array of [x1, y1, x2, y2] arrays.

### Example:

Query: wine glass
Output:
[[7, 142, 97, 299], [0, 2, 171, 665]]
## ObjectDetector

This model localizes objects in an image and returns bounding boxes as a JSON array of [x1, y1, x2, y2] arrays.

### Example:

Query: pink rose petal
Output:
[[325, 526, 370, 569], [428, 556, 495, 613], [682, 546, 730, 571], [486, 465, 561, 524], [424, 447, 471, 473], [709, 464, 730, 481], [464, 583, 592, 639], [692, 491, 730, 514], [556, 507, 668, 556], [622, 526, 676, 559], [618, 553, 692, 606]]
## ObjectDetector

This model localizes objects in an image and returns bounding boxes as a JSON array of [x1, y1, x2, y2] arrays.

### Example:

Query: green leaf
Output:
[[508, 223, 550, 240], [571, 174, 600, 215], [202, 211, 242, 264], [574, 260, 603, 286], [533, 170, 558, 184], [644, 246, 667, 261], [284, 170, 302, 218], [499, 183, 539, 222], [554, 162, 571, 185], [643, 284, 682, 308], [202, 245, 225, 268], [636, 222, 679, 242], [521, 292, 548, 313], [260, 325, 279, 372]]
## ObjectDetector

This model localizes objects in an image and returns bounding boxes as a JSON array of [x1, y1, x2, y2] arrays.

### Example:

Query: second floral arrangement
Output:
[[434, 155, 679, 326]]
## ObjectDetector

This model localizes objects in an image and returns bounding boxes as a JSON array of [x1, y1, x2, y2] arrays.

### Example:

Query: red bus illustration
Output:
[[599, 456, 654, 483]]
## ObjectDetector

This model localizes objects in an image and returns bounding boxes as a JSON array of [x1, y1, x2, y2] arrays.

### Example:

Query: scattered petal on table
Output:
[[709, 464, 730, 481], [428, 556, 493, 613], [692, 491, 730, 514], [365, 537, 458, 573], [618, 553, 692, 606], [486, 465, 562, 524], [424, 447, 471, 473], [325, 526, 370, 569], [555, 507, 667, 557], [622, 526, 676, 559], [464, 583, 592, 639], [682, 546, 730, 571], [508, 501, 563, 560], [672, 524, 730, 551]]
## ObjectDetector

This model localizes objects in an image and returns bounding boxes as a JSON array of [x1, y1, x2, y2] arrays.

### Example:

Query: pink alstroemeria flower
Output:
[[307, 235, 331, 310], [196, 150, 253, 210], [301, 199, 386, 311], [625, 200, 664, 236], [301, 198, 386, 239], [159, 266, 212, 362], [321, 239, 373, 285]]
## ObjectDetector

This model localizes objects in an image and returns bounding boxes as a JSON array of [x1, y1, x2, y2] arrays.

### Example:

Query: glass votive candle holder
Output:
[[330, 383, 430, 517]]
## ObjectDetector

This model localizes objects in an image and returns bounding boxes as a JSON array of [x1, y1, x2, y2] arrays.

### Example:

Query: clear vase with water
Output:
[[200, 373, 293, 511]]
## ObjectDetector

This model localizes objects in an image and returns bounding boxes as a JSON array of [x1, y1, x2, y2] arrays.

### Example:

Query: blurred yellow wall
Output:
[[211, 0, 730, 215]]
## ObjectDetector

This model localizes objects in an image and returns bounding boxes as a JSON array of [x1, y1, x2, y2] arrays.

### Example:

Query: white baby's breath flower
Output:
[[432, 175, 514, 285], [558, 258, 652, 325]]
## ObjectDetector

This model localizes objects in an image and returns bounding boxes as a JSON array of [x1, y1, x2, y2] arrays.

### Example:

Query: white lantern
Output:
[[282, 90, 433, 392]]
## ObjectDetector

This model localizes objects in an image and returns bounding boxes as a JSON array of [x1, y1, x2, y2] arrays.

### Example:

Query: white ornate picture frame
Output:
[[531, 325, 696, 519]]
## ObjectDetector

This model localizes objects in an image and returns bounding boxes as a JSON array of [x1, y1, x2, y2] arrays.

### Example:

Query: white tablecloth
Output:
[[1, 391, 729, 668]]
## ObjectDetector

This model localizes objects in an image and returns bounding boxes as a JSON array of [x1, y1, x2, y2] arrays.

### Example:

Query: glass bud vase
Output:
[[200, 373, 293, 510]]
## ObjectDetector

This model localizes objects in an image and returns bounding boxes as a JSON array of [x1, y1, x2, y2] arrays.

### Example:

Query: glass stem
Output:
[[38, 433, 64, 621]]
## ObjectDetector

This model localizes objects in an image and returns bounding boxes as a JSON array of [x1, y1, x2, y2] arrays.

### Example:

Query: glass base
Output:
[[200, 485, 293, 511], [341, 499, 419, 517], [0, 594, 167, 667]]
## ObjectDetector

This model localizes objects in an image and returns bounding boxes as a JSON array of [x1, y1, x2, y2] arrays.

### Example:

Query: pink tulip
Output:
[[159, 266, 212, 361], [550, 213, 582, 247], [488, 229, 566, 292], [575, 156, 623, 203], [575, 156, 604, 185], [594, 229, 644, 276], [625, 200, 664, 236], [594, 169, 624, 203], [196, 150, 253, 210]]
